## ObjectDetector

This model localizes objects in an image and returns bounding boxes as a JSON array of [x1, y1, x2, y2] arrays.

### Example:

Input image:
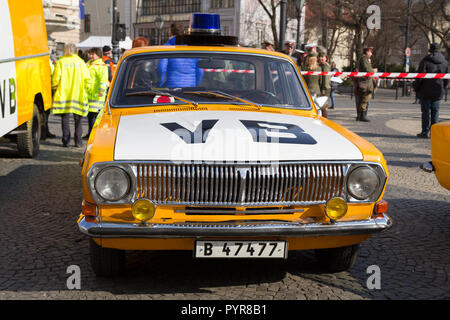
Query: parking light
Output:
[[132, 199, 156, 222], [325, 197, 348, 220]]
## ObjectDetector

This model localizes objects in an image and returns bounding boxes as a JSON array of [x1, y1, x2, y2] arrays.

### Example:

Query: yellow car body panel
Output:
[[431, 121, 450, 190]]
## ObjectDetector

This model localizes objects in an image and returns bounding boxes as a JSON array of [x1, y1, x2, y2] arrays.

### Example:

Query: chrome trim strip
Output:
[[78, 213, 393, 238], [175, 208, 305, 214], [0, 52, 50, 64]]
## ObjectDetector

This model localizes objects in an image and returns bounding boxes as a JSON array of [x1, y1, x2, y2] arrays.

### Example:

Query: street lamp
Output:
[[279, 0, 287, 51], [294, 0, 306, 49], [155, 16, 164, 45], [403, 0, 412, 96]]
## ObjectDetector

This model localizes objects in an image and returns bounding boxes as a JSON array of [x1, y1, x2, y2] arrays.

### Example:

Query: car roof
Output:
[[122, 45, 293, 61]]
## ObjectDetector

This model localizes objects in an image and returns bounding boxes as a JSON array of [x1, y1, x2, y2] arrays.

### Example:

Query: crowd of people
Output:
[[47, 28, 447, 147], [266, 39, 344, 119], [49, 44, 110, 147], [264, 38, 448, 130], [49, 36, 151, 148]]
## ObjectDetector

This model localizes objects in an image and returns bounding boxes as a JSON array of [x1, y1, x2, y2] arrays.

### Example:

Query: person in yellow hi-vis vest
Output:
[[42, 57, 57, 140], [51, 43, 92, 147], [83, 47, 109, 140]]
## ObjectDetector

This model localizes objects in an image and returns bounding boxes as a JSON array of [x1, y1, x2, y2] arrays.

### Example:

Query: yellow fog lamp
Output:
[[132, 199, 156, 222], [325, 197, 348, 221]]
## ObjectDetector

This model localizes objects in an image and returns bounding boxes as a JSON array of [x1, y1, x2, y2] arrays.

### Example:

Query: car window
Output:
[[111, 52, 311, 110]]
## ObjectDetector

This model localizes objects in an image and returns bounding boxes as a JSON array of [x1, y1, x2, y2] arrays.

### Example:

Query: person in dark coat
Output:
[[413, 43, 449, 138]]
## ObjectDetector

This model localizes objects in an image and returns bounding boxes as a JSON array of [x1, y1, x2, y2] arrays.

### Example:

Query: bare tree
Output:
[[412, 0, 450, 60], [305, 0, 350, 60], [257, 0, 281, 50]]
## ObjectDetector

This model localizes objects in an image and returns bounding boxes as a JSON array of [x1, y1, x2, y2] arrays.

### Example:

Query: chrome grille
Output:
[[132, 162, 349, 206]]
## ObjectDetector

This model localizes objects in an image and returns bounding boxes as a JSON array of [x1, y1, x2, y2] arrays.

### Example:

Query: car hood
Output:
[[114, 110, 363, 161]]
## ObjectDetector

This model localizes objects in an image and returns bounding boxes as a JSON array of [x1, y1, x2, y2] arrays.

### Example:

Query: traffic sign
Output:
[[405, 47, 411, 57]]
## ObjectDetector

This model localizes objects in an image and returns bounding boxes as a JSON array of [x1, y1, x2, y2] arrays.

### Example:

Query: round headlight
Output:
[[132, 199, 156, 222], [94, 167, 130, 201], [347, 166, 380, 200]]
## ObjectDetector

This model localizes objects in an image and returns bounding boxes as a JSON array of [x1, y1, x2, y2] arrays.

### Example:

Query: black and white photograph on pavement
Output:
[[0, 0, 448, 307]]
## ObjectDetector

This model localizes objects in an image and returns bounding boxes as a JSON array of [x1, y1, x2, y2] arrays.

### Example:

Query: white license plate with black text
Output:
[[195, 240, 287, 258]]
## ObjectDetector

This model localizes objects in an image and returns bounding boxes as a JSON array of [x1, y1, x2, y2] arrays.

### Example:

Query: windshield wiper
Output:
[[126, 90, 198, 108], [183, 90, 261, 110]]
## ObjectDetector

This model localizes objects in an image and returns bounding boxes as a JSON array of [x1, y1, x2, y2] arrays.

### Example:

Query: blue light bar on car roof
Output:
[[188, 13, 221, 35], [176, 13, 238, 46]]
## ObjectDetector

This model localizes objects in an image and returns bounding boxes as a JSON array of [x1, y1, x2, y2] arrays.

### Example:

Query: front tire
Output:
[[17, 104, 41, 158], [89, 238, 125, 276], [315, 244, 360, 272]]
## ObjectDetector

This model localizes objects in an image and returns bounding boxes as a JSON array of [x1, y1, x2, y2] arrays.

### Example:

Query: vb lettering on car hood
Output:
[[113, 111, 363, 162]]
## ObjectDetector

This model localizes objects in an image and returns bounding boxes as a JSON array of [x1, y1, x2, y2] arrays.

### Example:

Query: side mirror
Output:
[[314, 96, 329, 109], [420, 161, 434, 173]]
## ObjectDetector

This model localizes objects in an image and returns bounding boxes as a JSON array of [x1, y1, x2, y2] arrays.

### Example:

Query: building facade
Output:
[[79, 0, 137, 42], [134, 0, 303, 48], [43, 0, 81, 56]]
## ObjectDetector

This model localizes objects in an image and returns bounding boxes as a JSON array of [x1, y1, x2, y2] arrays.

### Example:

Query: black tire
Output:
[[17, 104, 41, 158], [315, 244, 360, 272], [89, 238, 125, 277]]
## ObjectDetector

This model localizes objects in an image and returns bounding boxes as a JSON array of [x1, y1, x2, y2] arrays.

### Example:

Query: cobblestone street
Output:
[[0, 89, 449, 300]]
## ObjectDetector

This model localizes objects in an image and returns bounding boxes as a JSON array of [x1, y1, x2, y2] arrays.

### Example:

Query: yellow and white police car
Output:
[[78, 14, 392, 276]]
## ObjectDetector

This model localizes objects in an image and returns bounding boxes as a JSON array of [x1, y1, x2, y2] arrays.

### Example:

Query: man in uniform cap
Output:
[[356, 47, 374, 122], [283, 40, 302, 64], [262, 40, 274, 51]]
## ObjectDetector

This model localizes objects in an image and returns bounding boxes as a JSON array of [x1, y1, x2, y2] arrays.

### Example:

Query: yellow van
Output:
[[0, 0, 52, 157]]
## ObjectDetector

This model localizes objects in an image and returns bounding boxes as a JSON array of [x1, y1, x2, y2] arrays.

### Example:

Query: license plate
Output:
[[195, 240, 287, 258]]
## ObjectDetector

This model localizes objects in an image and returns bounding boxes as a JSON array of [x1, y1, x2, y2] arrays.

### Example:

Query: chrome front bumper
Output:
[[78, 214, 393, 238]]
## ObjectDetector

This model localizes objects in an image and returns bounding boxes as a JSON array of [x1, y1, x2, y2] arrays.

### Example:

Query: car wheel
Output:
[[17, 104, 41, 158], [314, 244, 360, 272], [89, 238, 125, 277]]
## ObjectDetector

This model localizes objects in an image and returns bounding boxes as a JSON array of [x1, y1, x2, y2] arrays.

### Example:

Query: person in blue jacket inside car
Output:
[[158, 23, 204, 88]]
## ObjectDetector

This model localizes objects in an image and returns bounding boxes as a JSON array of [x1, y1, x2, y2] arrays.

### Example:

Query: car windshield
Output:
[[111, 52, 311, 110]]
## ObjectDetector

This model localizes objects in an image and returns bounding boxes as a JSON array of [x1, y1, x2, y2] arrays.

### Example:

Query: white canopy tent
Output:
[[76, 36, 133, 50]]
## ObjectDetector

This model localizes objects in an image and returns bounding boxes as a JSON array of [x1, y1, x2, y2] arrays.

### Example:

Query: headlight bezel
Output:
[[87, 163, 136, 204], [345, 163, 386, 203]]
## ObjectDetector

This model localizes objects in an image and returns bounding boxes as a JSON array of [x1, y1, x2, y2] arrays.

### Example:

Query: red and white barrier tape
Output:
[[203, 68, 450, 79], [300, 71, 450, 79], [203, 68, 255, 74]]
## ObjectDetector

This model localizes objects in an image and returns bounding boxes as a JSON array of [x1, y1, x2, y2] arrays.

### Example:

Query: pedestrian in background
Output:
[[356, 47, 374, 122], [42, 58, 57, 140], [78, 49, 89, 62], [319, 52, 331, 118], [301, 44, 317, 69], [102, 45, 115, 83], [283, 40, 302, 64], [51, 43, 92, 147], [132, 36, 149, 48], [329, 61, 339, 109], [83, 47, 109, 140], [262, 40, 274, 51], [303, 53, 322, 116], [158, 23, 204, 87], [131, 36, 158, 89], [413, 43, 449, 138]]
